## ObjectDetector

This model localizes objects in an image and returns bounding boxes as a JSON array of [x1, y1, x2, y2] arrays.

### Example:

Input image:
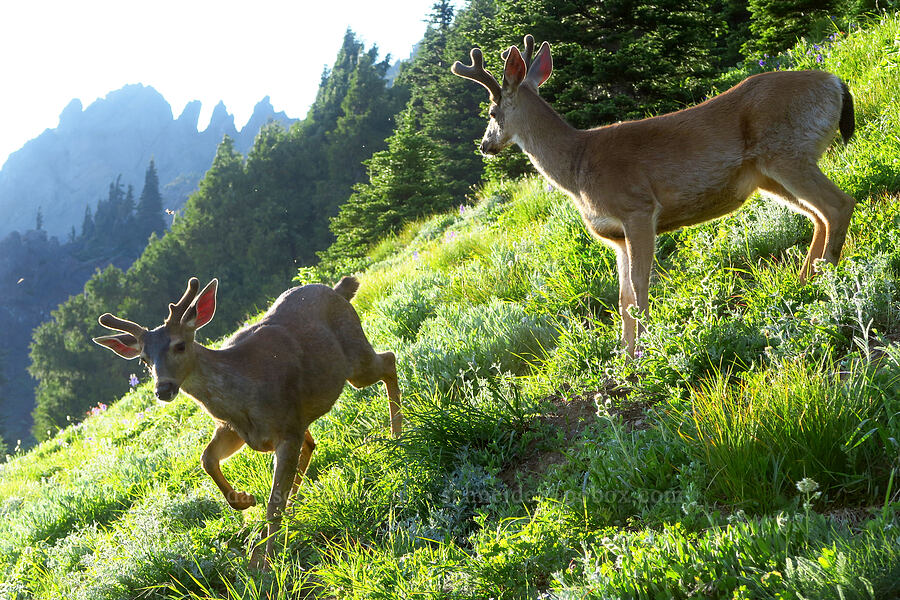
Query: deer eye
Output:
[[172, 341, 187, 354]]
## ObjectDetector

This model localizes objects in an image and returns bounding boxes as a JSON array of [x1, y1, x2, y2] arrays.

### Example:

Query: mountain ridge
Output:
[[0, 84, 295, 239]]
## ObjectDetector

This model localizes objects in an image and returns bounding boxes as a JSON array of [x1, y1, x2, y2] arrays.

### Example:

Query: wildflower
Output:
[[459, 204, 467, 216], [816, 54, 824, 63], [796, 477, 819, 494], [129, 373, 139, 388], [412, 250, 420, 260], [88, 402, 108, 417], [758, 59, 766, 67], [445, 230, 458, 242]]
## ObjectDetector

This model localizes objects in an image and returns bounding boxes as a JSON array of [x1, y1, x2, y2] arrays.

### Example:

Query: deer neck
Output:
[[513, 90, 584, 192], [180, 345, 248, 421]]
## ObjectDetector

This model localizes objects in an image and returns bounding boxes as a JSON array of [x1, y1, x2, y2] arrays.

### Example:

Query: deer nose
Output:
[[155, 381, 179, 402]]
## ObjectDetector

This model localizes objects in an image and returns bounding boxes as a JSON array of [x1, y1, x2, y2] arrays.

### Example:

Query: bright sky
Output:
[[0, 0, 459, 168]]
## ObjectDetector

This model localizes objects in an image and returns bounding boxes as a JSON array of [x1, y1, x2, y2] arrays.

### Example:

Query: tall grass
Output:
[[670, 358, 899, 510]]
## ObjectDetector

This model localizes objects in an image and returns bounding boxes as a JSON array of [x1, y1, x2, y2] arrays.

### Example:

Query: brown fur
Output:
[[454, 36, 856, 356], [94, 276, 401, 568]]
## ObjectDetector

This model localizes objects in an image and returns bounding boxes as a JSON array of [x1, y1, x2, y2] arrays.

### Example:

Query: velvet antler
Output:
[[451, 47, 503, 103], [166, 277, 200, 327], [98, 313, 147, 338]]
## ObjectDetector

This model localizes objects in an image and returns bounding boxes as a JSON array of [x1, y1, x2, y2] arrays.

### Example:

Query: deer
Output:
[[452, 35, 856, 356], [93, 276, 402, 568]]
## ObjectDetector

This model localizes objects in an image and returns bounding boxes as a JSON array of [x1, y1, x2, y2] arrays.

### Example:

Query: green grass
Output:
[[4, 13, 900, 600]]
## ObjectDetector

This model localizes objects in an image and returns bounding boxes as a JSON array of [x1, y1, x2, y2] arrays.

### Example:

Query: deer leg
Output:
[[759, 179, 827, 283], [768, 166, 856, 276], [201, 425, 256, 510], [801, 219, 828, 283], [288, 430, 316, 502], [612, 241, 638, 357], [349, 351, 403, 438], [623, 222, 656, 357], [251, 436, 303, 570], [380, 351, 402, 438]]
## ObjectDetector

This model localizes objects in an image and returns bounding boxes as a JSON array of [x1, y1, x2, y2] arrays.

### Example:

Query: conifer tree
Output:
[[322, 107, 452, 271], [81, 205, 94, 239], [743, 0, 841, 57], [136, 159, 166, 241]]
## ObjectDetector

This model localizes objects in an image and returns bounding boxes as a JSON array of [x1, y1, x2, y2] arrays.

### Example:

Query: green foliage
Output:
[[321, 108, 453, 274], [668, 358, 899, 511], [29, 266, 131, 441], [744, 0, 843, 57], [9, 9, 900, 600]]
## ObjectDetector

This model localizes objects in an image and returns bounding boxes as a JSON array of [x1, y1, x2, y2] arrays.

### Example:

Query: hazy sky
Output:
[[0, 0, 458, 168]]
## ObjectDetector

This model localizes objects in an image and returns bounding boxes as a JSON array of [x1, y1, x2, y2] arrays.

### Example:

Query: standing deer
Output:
[[93, 276, 402, 568], [452, 35, 856, 356]]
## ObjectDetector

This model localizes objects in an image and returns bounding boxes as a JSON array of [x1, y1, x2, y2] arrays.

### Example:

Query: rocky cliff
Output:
[[0, 85, 294, 239]]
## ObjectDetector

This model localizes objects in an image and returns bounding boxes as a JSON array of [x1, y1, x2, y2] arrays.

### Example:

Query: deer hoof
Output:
[[227, 491, 257, 510]]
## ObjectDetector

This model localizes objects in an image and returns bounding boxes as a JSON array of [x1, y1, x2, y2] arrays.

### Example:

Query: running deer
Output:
[[452, 35, 856, 356], [93, 276, 402, 568]]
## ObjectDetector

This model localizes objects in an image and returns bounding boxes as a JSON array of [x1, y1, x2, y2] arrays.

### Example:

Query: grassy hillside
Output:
[[3, 14, 900, 600]]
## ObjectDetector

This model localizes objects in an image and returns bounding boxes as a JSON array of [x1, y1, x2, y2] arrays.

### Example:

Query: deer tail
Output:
[[333, 276, 360, 300], [839, 80, 855, 145]]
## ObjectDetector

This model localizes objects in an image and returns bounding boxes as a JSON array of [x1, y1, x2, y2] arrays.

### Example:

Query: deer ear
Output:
[[94, 334, 142, 359], [526, 41, 553, 87], [502, 45, 527, 89], [183, 279, 217, 330]]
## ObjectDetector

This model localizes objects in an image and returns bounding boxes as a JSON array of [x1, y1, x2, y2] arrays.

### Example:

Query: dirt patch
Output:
[[497, 381, 660, 491], [825, 506, 880, 530]]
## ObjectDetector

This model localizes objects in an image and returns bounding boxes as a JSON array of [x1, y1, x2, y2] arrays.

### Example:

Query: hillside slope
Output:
[[2, 14, 900, 600]]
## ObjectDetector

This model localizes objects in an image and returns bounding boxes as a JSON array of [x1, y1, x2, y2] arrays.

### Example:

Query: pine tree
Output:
[[81, 205, 94, 239], [322, 107, 452, 271], [743, 0, 841, 57], [136, 159, 166, 241]]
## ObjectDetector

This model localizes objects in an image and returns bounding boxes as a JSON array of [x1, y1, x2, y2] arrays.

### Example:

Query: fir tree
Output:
[[322, 107, 452, 271], [136, 159, 166, 241], [81, 205, 94, 239], [743, 0, 841, 57]]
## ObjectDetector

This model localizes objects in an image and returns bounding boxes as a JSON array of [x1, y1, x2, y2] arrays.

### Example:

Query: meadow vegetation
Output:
[[3, 12, 900, 600]]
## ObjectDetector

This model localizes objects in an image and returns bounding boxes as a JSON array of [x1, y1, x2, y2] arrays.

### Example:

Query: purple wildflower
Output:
[[459, 204, 467, 216], [816, 54, 824, 63], [88, 402, 108, 417], [129, 373, 139, 388], [758, 59, 766, 67]]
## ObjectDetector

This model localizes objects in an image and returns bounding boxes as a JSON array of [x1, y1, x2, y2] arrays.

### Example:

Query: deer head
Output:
[[452, 34, 553, 156], [93, 277, 218, 401]]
